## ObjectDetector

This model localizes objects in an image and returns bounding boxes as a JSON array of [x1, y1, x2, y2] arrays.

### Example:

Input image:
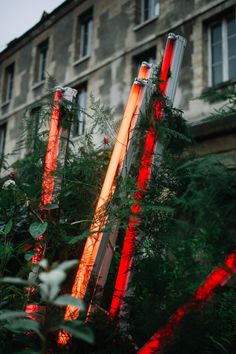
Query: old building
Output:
[[0, 0, 235, 166]]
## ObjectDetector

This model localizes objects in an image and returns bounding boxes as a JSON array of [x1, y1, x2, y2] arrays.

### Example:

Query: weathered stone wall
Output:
[[0, 0, 235, 162]]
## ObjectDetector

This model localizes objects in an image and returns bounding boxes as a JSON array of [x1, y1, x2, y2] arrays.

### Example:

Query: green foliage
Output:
[[0, 83, 112, 353], [0, 77, 235, 354], [0, 260, 93, 353], [199, 85, 236, 121]]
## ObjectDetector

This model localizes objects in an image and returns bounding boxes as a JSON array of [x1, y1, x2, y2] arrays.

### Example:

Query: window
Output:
[[79, 9, 93, 58], [2, 63, 14, 102], [209, 16, 236, 86], [73, 85, 87, 136], [133, 47, 156, 77], [140, 0, 160, 23], [36, 40, 48, 82], [0, 124, 6, 156], [29, 107, 41, 150]]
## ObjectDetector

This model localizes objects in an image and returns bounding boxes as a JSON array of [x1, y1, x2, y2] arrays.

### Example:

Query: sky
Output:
[[0, 0, 66, 52]]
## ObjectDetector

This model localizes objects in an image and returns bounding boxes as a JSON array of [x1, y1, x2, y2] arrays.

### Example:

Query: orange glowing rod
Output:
[[58, 63, 151, 345], [138, 250, 236, 354]]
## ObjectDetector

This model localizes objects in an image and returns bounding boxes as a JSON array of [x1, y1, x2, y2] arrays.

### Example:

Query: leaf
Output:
[[43, 204, 59, 210], [53, 295, 85, 311], [59, 320, 94, 344], [24, 250, 36, 261], [0, 310, 27, 321], [57, 260, 78, 271], [39, 259, 48, 269], [39, 269, 66, 285], [208, 336, 228, 353], [4, 318, 42, 339], [29, 222, 48, 239], [0, 244, 13, 255], [0, 277, 30, 286], [62, 231, 90, 245], [4, 219, 13, 235]]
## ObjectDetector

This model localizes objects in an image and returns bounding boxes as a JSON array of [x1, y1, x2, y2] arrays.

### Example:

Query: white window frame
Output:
[[37, 40, 48, 82], [73, 87, 87, 137], [208, 17, 236, 86], [80, 14, 93, 59], [0, 124, 6, 155], [4, 63, 14, 102], [140, 0, 160, 24]]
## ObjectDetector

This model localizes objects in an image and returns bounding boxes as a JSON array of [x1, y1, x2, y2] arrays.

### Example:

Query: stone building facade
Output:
[[0, 0, 235, 165]]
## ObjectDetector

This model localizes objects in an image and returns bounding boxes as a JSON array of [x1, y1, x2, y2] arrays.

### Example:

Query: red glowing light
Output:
[[41, 89, 62, 208], [32, 89, 62, 263], [109, 36, 175, 320], [26, 89, 62, 318], [138, 250, 236, 354]]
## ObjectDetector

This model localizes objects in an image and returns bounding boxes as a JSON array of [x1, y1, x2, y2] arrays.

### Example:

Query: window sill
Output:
[[201, 79, 236, 103], [71, 134, 84, 140], [133, 15, 159, 31], [1, 100, 10, 108], [32, 80, 45, 90], [203, 78, 236, 93], [73, 55, 90, 67]]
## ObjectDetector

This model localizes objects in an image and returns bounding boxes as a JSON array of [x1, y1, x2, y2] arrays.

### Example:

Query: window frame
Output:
[[208, 16, 236, 86], [29, 106, 41, 151], [79, 9, 93, 59], [73, 84, 87, 137], [2, 63, 14, 103], [0, 124, 7, 156], [133, 47, 157, 77], [35, 39, 49, 83], [140, 0, 160, 24]]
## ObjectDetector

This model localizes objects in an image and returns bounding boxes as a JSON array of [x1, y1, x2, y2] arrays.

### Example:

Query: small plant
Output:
[[0, 259, 94, 354]]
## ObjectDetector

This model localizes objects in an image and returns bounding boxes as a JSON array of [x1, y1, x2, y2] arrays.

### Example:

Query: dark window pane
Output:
[[211, 24, 222, 44], [38, 40, 48, 81], [0, 124, 6, 155], [228, 36, 236, 57], [212, 64, 223, 85], [228, 58, 236, 79], [144, 0, 149, 21], [212, 43, 222, 64], [133, 47, 156, 77], [227, 18, 236, 36]]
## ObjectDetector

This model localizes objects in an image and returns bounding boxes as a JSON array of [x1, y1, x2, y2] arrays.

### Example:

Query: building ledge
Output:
[[190, 114, 236, 141], [32, 81, 45, 90], [1, 100, 10, 108], [133, 16, 159, 31], [73, 55, 90, 67]]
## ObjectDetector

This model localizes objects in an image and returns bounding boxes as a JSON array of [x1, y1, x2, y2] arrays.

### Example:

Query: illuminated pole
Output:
[[88, 64, 159, 308], [58, 63, 152, 345], [25, 86, 77, 316], [31, 87, 63, 264], [30, 87, 77, 263], [109, 34, 186, 320], [138, 250, 236, 354]]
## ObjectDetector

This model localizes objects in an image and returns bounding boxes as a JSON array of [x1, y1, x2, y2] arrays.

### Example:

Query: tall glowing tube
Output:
[[57, 64, 151, 346], [138, 250, 236, 354], [109, 34, 182, 320], [25, 87, 77, 317]]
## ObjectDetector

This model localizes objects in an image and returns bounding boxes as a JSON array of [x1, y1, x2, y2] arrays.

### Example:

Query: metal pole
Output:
[[25, 86, 77, 317], [58, 63, 152, 345], [109, 33, 186, 321]]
